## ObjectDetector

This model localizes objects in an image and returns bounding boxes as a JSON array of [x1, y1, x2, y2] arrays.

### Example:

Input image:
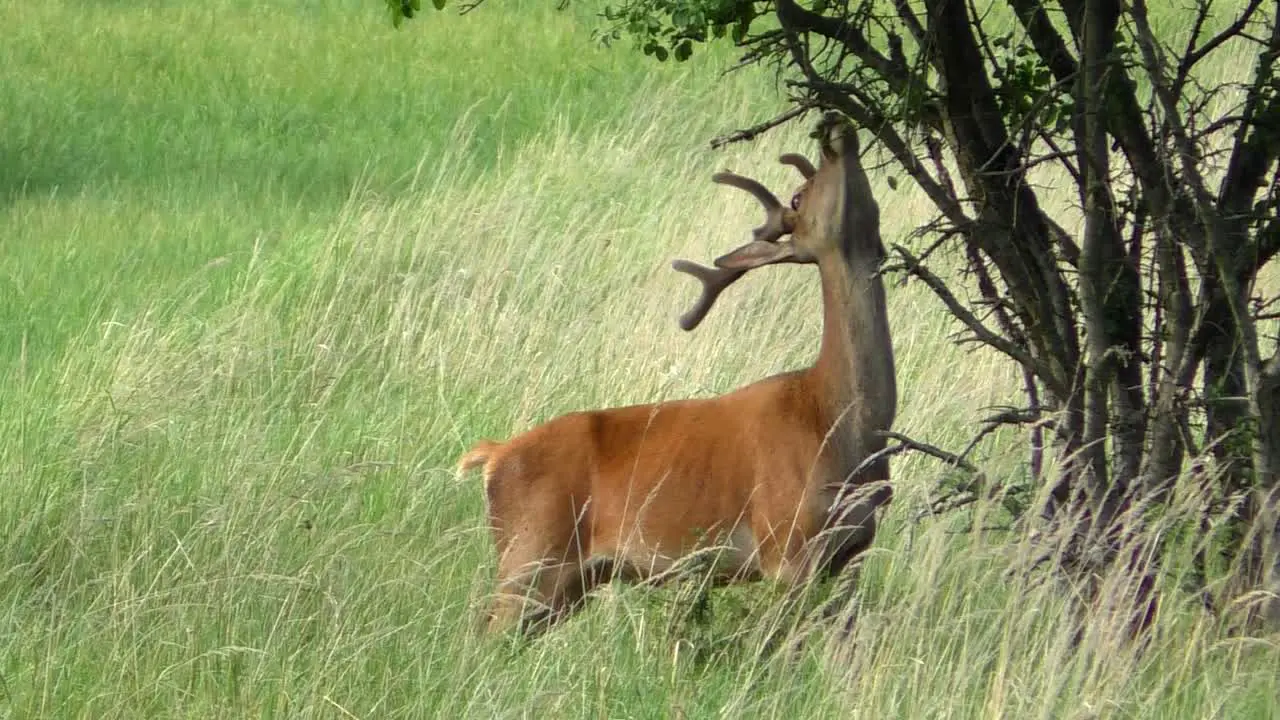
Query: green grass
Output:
[[2, 0, 1277, 717]]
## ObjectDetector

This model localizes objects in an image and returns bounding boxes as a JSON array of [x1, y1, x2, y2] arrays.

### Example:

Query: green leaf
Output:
[[674, 39, 692, 62], [431, 0, 445, 10]]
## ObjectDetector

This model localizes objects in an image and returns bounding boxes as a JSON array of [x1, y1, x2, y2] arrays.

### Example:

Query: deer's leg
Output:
[[817, 508, 877, 623], [485, 505, 609, 637], [752, 527, 824, 658], [484, 465, 610, 637], [754, 506, 876, 657], [816, 482, 889, 636], [820, 517, 876, 580], [488, 548, 611, 637], [490, 564, 603, 636]]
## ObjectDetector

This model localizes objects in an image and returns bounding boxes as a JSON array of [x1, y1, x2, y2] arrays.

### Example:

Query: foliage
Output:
[[387, 0, 758, 53]]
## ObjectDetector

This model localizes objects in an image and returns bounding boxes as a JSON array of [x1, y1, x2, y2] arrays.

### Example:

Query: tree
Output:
[[390, 0, 1280, 632]]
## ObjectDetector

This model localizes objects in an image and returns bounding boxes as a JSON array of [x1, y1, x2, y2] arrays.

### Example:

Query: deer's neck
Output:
[[810, 251, 897, 477]]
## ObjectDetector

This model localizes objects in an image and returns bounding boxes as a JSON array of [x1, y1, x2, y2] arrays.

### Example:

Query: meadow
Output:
[[2, 0, 1278, 717]]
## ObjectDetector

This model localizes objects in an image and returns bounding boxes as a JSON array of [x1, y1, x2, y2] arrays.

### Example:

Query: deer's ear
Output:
[[714, 240, 797, 270]]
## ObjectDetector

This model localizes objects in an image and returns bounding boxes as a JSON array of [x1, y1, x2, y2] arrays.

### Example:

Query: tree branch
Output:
[[1132, 0, 1275, 485], [1255, 213, 1280, 269], [964, 404, 1047, 447], [710, 104, 813, 149], [1007, 0, 1080, 83], [1051, 0, 1210, 264], [1220, 14, 1280, 278], [800, 84, 971, 226], [894, 244, 1066, 396], [880, 430, 981, 474], [1177, 0, 1266, 95], [774, 0, 935, 126]]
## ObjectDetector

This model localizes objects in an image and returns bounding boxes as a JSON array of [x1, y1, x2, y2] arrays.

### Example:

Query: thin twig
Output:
[[957, 406, 1047, 464], [880, 431, 981, 473], [845, 441, 915, 482], [926, 492, 979, 517], [894, 245, 1063, 395], [710, 104, 812, 149], [891, 0, 926, 46], [1177, 0, 1265, 90]]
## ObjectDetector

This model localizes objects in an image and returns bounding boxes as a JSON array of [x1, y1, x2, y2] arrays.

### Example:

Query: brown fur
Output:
[[458, 115, 898, 637], [455, 439, 499, 476]]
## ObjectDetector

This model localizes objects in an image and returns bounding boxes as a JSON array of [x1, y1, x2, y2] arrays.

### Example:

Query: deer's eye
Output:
[[790, 192, 803, 210]]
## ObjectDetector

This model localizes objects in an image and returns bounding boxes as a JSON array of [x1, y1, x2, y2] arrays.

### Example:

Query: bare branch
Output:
[[1220, 16, 1280, 276], [774, 0, 927, 109], [1176, 0, 1266, 94], [922, 492, 979, 517], [1130, 3, 1271, 489], [890, 0, 926, 48], [844, 442, 914, 483], [1173, 0, 1220, 98], [1255, 214, 1280, 269], [958, 406, 1049, 464], [1037, 132, 1083, 190], [799, 85, 968, 225], [873, 428, 1015, 521], [457, 0, 490, 14], [1048, 0, 1208, 264], [894, 244, 1066, 396], [879, 430, 981, 474], [723, 30, 787, 74], [711, 104, 813, 150], [1128, 1, 1236, 245]]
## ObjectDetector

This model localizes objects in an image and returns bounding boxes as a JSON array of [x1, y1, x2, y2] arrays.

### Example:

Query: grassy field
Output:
[[2, 0, 1278, 717]]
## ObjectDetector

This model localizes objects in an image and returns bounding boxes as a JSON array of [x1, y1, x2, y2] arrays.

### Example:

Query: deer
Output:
[[457, 113, 897, 640]]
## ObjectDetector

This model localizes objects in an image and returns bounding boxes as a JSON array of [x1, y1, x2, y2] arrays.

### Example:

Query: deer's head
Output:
[[674, 113, 886, 330]]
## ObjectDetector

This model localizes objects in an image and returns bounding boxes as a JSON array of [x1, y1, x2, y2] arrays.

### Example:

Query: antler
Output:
[[672, 158, 815, 331], [711, 171, 793, 243], [779, 153, 816, 179], [670, 260, 748, 331]]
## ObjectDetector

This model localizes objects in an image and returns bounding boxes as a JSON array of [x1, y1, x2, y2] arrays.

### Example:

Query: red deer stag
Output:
[[457, 113, 897, 638]]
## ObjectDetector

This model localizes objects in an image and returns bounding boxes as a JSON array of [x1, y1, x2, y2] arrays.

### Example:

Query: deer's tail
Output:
[[456, 439, 501, 478]]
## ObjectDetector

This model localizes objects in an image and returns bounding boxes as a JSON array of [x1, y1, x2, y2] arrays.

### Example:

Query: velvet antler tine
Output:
[[712, 172, 783, 209], [671, 259, 747, 331], [779, 153, 816, 179], [712, 171, 794, 243], [674, 170, 801, 330]]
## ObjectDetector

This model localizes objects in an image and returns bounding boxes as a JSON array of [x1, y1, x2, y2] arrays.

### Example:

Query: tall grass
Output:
[[2, 0, 1277, 717]]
